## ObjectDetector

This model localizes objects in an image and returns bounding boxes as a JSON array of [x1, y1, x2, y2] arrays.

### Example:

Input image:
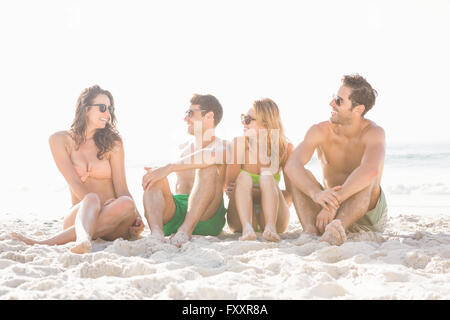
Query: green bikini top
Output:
[[240, 169, 281, 185]]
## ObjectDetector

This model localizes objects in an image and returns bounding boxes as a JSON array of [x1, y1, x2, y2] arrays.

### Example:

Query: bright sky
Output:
[[1, 0, 449, 189]]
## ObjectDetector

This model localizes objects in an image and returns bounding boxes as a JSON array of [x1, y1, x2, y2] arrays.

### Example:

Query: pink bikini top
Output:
[[73, 161, 112, 182], [67, 137, 112, 182]]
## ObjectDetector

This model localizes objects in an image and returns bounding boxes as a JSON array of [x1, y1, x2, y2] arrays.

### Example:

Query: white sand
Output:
[[1, 207, 449, 300]]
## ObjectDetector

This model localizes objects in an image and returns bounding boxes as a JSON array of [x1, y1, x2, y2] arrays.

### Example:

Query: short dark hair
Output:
[[342, 74, 378, 116], [190, 94, 223, 126]]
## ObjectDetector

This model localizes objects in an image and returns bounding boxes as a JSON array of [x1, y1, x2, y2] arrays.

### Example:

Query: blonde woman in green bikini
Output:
[[225, 98, 294, 242]]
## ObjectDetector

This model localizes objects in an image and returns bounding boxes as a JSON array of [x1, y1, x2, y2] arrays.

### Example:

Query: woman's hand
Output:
[[128, 215, 145, 237]]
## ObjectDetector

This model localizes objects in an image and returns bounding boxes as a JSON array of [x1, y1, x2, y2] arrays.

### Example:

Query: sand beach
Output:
[[1, 193, 449, 299]]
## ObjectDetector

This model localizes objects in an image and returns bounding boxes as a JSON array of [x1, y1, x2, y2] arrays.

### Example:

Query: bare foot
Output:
[[320, 219, 347, 246], [303, 225, 319, 236], [262, 226, 280, 242], [10, 232, 41, 245], [295, 233, 316, 245], [170, 230, 191, 248], [239, 224, 257, 241], [150, 228, 166, 243], [70, 240, 92, 254]]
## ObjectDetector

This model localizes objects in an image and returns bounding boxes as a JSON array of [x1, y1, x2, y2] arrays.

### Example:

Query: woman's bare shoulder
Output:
[[107, 139, 124, 159], [49, 130, 71, 141], [49, 131, 73, 151]]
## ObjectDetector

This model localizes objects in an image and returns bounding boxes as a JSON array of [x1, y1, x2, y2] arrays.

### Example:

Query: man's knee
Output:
[[144, 178, 166, 192], [143, 179, 166, 200], [143, 186, 165, 211], [346, 179, 377, 203]]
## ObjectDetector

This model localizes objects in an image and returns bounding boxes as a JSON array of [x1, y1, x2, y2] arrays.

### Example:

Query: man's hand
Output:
[[128, 215, 145, 237], [312, 186, 342, 212], [142, 166, 171, 190], [316, 208, 338, 234]]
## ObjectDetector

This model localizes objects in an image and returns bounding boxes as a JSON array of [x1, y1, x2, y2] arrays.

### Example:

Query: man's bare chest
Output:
[[317, 139, 365, 174]]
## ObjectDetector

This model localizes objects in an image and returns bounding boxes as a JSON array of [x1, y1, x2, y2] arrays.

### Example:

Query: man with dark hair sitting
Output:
[[142, 94, 228, 247], [285, 74, 387, 245]]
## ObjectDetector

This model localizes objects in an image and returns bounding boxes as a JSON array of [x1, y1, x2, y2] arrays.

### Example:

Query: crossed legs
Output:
[[291, 169, 377, 245], [11, 194, 137, 253]]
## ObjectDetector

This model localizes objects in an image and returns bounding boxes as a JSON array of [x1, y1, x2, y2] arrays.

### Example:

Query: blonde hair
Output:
[[253, 98, 290, 168]]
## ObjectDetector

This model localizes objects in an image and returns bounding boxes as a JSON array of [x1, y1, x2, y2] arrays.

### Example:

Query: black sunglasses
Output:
[[333, 94, 343, 107], [90, 104, 114, 113], [241, 114, 256, 125], [185, 109, 206, 118]]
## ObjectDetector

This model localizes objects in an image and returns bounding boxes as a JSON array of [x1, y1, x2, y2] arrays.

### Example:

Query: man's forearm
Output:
[[168, 160, 215, 173], [170, 147, 223, 172], [336, 166, 379, 202]]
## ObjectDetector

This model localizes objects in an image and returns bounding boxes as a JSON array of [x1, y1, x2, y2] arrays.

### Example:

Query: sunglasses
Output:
[[241, 114, 256, 125], [90, 104, 114, 113], [333, 94, 344, 107], [185, 109, 206, 118]]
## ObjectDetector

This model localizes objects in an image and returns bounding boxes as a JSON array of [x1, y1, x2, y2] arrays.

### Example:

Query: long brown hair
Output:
[[253, 98, 290, 168], [69, 85, 121, 160]]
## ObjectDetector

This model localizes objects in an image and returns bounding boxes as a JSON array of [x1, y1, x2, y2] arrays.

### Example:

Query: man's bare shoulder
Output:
[[362, 120, 386, 142], [308, 121, 330, 132], [304, 121, 329, 141]]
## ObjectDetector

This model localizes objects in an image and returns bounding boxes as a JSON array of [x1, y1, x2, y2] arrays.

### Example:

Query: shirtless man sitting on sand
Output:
[[142, 94, 227, 247], [285, 74, 387, 246]]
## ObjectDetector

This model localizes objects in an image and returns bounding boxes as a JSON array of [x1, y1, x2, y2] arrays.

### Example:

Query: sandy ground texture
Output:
[[1, 211, 450, 300]]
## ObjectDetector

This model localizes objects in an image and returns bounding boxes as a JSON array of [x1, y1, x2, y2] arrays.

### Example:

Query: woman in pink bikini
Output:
[[11, 85, 144, 253]]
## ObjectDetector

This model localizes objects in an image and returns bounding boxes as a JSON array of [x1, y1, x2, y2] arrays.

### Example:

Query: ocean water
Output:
[[382, 142, 450, 216], [1, 141, 449, 221], [305, 141, 450, 216]]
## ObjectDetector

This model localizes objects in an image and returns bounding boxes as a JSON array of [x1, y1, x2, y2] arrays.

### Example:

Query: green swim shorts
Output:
[[347, 189, 388, 233], [163, 194, 227, 236]]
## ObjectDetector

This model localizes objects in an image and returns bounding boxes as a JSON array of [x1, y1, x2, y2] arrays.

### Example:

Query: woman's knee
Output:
[[259, 174, 276, 189], [115, 196, 136, 218], [83, 193, 101, 210], [236, 170, 252, 189]]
